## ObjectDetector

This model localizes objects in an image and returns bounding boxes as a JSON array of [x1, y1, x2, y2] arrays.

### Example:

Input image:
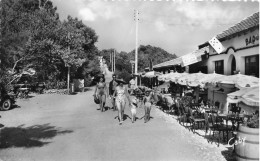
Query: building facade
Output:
[[198, 12, 259, 77]]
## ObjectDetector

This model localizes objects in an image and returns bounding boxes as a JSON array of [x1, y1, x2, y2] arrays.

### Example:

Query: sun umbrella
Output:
[[158, 74, 167, 81], [214, 73, 259, 89], [241, 87, 259, 106], [143, 71, 161, 78], [198, 71, 224, 88], [227, 87, 254, 104], [177, 72, 206, 86], [166, 72, 188, 83], [158, 72, 172, 82]]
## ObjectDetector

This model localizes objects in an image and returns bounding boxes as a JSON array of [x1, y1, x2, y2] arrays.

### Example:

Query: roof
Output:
[[199, 12, 259, 48], [153, 46, 209, 69]]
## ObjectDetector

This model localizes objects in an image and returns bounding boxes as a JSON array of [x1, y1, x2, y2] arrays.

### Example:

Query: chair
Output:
[[208, 114, 233, 146], [179, 105, 192, 127], [190, 111, 206, 133]]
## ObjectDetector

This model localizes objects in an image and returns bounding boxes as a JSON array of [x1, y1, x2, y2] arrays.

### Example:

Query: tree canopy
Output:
[[100, 45, 177, 82], [0, 0, 100, 88]]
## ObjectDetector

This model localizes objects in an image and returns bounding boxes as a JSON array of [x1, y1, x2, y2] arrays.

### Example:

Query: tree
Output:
[[128, 45, 177, 72], [1, 0, 100, 90]]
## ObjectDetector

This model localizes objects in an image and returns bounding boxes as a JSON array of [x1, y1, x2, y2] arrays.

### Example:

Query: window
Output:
[[245, 55, 259, 77], [215, 60, 224, 74]]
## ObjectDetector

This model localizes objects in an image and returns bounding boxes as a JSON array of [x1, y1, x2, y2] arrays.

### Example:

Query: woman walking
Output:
[[93, 76, 108, 112], [112, 78, 131, 125]]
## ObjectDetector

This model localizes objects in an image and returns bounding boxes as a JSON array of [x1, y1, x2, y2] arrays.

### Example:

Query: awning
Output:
[[153, 57, 182, 69], [153, 46, 209, 69], [180, 46, 209, 67], [142, 71, 161, 78]]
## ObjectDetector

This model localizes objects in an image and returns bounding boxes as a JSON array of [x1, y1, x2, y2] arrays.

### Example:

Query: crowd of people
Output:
[[93, 74, 155, 125]]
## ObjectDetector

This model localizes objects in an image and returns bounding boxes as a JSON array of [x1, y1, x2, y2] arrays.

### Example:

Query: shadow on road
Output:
[[0, 123, 73, 149]]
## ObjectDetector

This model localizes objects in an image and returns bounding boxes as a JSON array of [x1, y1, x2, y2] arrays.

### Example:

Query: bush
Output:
[[84, 75, 93, 87]]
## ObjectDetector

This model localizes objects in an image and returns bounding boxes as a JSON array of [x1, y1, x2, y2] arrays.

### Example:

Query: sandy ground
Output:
[[0, 70, 235, 161]]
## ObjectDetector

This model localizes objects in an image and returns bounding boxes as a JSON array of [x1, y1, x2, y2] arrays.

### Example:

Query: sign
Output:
[[209, 37, 225, 54], [245, 35, 259, 46], [181, 53, 199, 67]]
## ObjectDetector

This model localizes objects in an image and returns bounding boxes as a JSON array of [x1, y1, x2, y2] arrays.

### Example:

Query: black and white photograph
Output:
[[0, 0, 259, 161]]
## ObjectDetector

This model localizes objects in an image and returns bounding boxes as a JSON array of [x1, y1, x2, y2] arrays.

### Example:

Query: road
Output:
[[0, 86, 231, 161]]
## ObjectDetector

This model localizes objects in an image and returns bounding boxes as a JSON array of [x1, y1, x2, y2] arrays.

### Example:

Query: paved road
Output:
[[0, 86, 229, 161]]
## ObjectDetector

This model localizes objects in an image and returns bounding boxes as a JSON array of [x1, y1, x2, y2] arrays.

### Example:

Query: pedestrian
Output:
[[129, 76, 136, 95], [142, 89, 154, 123], [130, 97, 138, 123], [93, 76, 108, 112], [112, 78, 131, 125], [109, 74, 118, 111]]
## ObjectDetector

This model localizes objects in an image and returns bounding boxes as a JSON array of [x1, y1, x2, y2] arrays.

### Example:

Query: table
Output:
[[203, 108, 219, 113]]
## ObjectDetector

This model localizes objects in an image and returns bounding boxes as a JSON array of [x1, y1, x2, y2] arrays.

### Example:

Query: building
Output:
[[197, 12, 259, 113], [197, 12, 259, 77], [152, 12, 259, 114]]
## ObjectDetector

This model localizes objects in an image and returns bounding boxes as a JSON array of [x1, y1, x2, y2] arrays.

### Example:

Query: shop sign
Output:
[[181, 53, 199, 67], [245, 35, 259, 46]]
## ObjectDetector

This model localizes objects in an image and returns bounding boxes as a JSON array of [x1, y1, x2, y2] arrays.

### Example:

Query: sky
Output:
[[52, 0, 259, 57]]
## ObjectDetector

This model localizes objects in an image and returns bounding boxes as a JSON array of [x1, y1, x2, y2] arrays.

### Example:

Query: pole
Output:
[[67, 32, 70, 94], [135, 9, 139, 86], [67, 65, 70, 94], [110, 52, 112, 71], [110, 51, 113, 72], [114, 49, 116, 73]]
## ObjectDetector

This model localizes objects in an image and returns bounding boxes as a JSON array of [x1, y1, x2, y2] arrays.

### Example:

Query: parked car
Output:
[[0, 83, 16, 111]]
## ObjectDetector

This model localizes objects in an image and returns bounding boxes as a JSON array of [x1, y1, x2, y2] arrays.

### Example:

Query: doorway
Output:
[[231, 56, 236, 75]]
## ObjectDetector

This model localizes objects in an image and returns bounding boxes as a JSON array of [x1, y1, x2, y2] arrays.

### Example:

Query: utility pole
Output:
[[110, 51, 113, 72], [134, 9, 139, 86], [113, 49, 116, 73], [67, 32, 70, 94]]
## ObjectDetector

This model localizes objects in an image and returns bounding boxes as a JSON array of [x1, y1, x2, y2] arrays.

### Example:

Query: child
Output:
[[130, 97, 138, 123], [142, 89, 154, 123]]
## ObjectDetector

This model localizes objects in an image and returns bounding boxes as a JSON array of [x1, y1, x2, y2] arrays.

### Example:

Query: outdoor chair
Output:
[[190, 110, 206, 134], [207, 114, 233, 147], [179, 105, 192, 128]]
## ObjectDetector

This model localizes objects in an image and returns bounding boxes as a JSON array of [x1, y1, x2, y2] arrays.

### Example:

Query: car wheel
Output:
[[1, 99, 12, 111]]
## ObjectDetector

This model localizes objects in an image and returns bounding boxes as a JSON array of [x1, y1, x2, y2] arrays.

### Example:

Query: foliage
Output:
[[243, 113, 259, 128], [0, 0, 100, 88], [128, 45, 177, 72], [101, 45, 177, 83]]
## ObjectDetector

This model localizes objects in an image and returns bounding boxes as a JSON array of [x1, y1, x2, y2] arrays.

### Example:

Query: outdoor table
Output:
[[217, 113, 250, 131], [203, 108, 219, 113]]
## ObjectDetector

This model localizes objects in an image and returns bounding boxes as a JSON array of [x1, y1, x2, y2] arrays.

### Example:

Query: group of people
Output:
[[93, 74, 155, 125]]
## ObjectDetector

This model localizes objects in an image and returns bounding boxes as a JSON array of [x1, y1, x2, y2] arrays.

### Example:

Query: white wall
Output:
[[207, 29, 259, 75], [208, 85, 237, 114]]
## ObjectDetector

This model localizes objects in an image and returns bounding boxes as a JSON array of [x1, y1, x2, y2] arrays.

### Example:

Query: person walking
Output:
[[109, 74, 118, 111], [142, 89, 154, 123], [129, 76, 136, 95], [112, 78, 131, 125], [93, 76, 108, 112]]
